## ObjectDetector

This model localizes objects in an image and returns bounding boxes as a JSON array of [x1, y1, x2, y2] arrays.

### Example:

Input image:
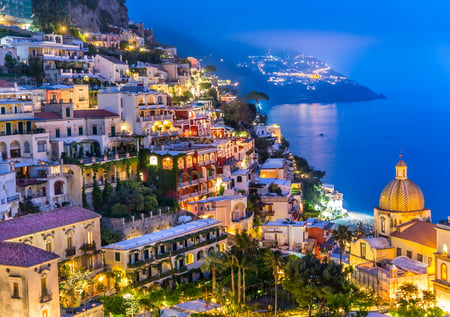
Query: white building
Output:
[[94, 55, 129, 83], [0, 161, 19, 219], [262, 219, 308, 250]]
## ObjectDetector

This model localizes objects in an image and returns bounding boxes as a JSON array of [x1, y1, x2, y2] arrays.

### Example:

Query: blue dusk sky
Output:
[[128, 0, 450, 94]]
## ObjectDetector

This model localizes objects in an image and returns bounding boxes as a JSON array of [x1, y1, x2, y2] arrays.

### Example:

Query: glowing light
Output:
[[150, 156, 158, 166]]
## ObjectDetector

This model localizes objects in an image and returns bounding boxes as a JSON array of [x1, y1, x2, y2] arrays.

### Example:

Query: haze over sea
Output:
[[129, 0, 450, 221]]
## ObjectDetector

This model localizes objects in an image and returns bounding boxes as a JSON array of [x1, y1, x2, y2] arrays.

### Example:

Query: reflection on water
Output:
[[268, 103, 337, 175], [268, 96, 450, 220]]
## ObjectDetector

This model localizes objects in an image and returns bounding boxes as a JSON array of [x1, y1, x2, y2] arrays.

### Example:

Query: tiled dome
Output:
[[378, 159, 425, 212]]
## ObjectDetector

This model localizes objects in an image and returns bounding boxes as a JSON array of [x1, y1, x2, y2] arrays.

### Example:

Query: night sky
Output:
[[128, 0, 450, 94]]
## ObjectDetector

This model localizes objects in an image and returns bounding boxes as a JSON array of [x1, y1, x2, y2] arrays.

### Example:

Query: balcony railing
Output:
[[65, 247, 76, 257], [80, 242, 96, 253], [40, 292, 52, 303], [7, 194, 20, 202], [232, 211, 253, 223]]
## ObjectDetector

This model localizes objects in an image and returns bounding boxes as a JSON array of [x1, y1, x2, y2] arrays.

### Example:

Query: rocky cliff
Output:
[[66, 0, 129, 32]]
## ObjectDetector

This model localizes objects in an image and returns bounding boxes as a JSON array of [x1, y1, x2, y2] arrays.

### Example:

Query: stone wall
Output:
[[102, 210, 178, 240]]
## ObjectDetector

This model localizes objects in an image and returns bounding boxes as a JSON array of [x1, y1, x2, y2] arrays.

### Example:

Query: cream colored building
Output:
[[0, 207, 102, 272], [102, 219, 227, 287], [187, 192, 253, 234], [262, 219, 307, 250], [350, 237, 394, 266], [433, 220, 450, 312], [94, 55, 130, 83], [374, 159, 431, 238], [0, 242, 60, 317]]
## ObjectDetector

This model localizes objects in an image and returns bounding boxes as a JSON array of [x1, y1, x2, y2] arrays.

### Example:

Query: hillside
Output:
[[33, 0, 129, 33]]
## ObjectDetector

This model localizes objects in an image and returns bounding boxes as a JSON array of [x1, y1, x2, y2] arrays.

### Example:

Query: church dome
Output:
[[378, 159, 425, 212]]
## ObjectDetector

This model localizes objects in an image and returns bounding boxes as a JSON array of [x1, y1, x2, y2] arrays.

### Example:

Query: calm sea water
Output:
[[268, 93, 450, 221]]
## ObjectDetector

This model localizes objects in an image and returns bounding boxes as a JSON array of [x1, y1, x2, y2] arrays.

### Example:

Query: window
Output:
[[442, 263, 448, 281], [67, 127, 72, 136], [115, 252, 121, 262], [42, 309, 48, 317], [360, 243, 366, 259], [54, 181, 64, 195], [24, 142, 30, 153], [396, 247, 401, 257], [417, 253, 423, 262], [67, 237, 72, 249], [178, 158, 184, 169], [41, 277, 47, 296], [87, 231, 93, 245], [92, 125, 97, 135], [144, 249, 149, 259], [55, 129, 60, 137], [186, 253, 194, 265], [46, 241, 52, 252], [237, 176, 243, 183], [37, 141, 47, 152], [12, 282, 19, 298], [65, 107, 70, 117], [380, 217, 386, 233], [406, 250, 412, 259], [78, 127, 83, 135], [162, 157, 173, 170], [0, 107, 5, 114]]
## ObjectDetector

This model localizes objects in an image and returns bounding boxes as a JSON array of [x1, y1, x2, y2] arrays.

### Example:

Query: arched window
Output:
[[54, 181, 64, 195], [186, 253, 194, 265], [162, 157, 173, 170], [197, 250, 204, 261], [177, 157, 184, 169], [186, 156, 193, 168], [10, 141, 20, 158], [442, 263, 447, 281], [24, 141, 30, 153], [380, 217, 386, 233]]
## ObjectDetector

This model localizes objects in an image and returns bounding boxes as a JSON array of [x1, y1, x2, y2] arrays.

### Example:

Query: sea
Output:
[[268, 91, 450, 222]]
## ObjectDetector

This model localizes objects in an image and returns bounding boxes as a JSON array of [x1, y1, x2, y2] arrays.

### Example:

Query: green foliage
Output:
[[332, 225, 353, 264], [199, 82, 212, 90], [268, 183, 282, 195], [101, 295, 126, 315], [390, 284, 444, 317], [220, 97, 257, 130], [19, 196, 41, 214], [92, 175, 103, 212], [102, 179, 113, 205], [32, 0, 69, 32], [28, 57, 45, 85], [204, 65, 217, 72], [254, 136, 271, 163], [59, 265, 91, 310], [82, 184, 89, 209], [100, 223, 123, 246]]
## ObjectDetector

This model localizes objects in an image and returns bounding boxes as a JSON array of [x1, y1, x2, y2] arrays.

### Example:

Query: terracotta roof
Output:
[[0, 242, 58, 267], [0, 207, 101, 241], [0, 80, 14, 88], [391, 220, 436, 248], [73, 109, 119, 118], [35, 111, 61, 120]]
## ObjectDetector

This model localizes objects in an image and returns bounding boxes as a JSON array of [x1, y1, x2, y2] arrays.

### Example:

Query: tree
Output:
[[264, 249, 284, 316], [19, 196, 41, 214], [245, 91, 269, 113], [204, 65, 216, 73], [4, 54, 17, 73], [201, 251, 224, 293], [92, 175, 103, 212], [332, 225, 353, 264], [111, 203, 128, 217], [283, 254, 347, 316], [59, 266, 91, 313], [102, 179, 113, 205], [28, 57, 45, 85], [82, 184, 89, 209], [390, 284, 444, 317]]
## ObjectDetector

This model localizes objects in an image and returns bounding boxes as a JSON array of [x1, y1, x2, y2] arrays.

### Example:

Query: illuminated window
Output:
[[186, 253, 194, 265], [186, 156, 193, 168], [87, 231, 93, 245], [380, 217, 386, 233], [149, 156, 158, 166], [204, 154, 209, 162], [67, 237, 72, 249], [210, 153, 215, 161], [444, 244, 448, 255], [360, 243, 366, 259], [442, 263, 448, 281], [41, 277, 48, 297], [198, 155, 203, 163], [45, 241, 52, 252], [162, 157, 173, 170], [219, 243, 226, 252], [42, 309, 48, 317], [178, 157, 184, 169]]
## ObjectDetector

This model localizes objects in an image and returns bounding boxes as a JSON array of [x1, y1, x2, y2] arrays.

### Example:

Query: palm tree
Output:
[[223, 253, 237, 298], [200, 251, 224, 292], [264, 249, 284, 316], [332, 225, 353, 264]]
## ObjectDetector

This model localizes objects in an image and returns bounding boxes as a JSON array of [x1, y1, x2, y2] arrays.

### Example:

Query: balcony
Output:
[[65, 247, 76, 257], [128, 256, 155, 268], [6, 194, 20, 202], [232, 211, 253, 223], [80, 242, 96, 253], [40, 292, 52, 303]]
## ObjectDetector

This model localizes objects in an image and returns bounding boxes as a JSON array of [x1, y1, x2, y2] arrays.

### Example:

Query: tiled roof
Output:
[[390, 220, 436, 248], [0, 80, 14, 88], [35, 111, 61, 120], [73, 109, 119, 118], [0, 242, 58, 267], [0, 207, 101, 241]]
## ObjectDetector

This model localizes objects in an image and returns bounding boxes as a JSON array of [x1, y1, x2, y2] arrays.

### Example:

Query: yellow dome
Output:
[[378, 159, 425, 212]]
